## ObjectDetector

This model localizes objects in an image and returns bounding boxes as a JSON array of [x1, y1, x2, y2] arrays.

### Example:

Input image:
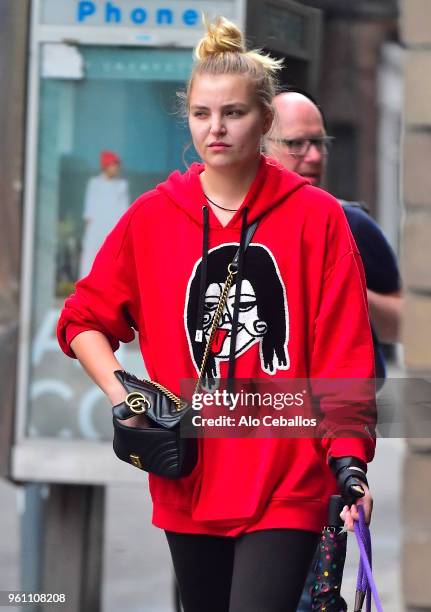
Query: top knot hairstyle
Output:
[[185, 16, 284, 115], [194, 15, 246, 58]]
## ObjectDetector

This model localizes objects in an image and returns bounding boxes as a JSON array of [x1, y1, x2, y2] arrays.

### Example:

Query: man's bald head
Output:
[[266, 92, 328, 186]]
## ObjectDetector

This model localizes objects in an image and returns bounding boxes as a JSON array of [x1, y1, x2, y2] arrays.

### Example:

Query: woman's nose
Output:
[[210, 115, 226, 135]]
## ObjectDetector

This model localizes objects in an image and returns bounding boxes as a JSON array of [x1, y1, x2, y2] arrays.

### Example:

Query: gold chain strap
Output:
[[144, 380, 184, 410], [194, 263, 238, 396]]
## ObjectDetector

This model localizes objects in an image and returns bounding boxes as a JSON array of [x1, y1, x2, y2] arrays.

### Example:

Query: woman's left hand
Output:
[[340, 483, 373, 532]]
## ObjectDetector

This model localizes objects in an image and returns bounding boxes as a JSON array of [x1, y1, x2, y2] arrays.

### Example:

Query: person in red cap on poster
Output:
[[79, 150, 130, 278]]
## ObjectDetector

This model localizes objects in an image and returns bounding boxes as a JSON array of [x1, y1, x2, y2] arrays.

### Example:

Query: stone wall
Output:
[[401, 0, 431, 608]]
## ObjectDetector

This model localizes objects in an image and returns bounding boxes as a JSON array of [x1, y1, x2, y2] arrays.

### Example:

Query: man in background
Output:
[[266, 91, 402, 380]]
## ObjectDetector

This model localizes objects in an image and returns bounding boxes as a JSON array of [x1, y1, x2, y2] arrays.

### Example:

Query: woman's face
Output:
[[188, 73, 272, 172]]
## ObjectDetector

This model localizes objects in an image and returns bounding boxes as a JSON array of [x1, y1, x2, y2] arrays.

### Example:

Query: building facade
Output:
[[401, 0, 431, 609]]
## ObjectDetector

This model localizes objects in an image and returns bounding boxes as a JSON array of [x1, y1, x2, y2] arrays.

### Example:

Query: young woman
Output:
[[57, 17, 375, 611]]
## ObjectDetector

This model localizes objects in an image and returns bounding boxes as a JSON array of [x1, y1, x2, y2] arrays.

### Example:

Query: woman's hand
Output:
[[110, 394, 151, 428], [340, 484, 373, 532], [108, 387, 128, 406], [122, 414, 151, 428]]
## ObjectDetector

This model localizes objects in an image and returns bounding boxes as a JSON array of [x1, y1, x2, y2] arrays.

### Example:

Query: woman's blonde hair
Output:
[[184, 16, 283, 114]]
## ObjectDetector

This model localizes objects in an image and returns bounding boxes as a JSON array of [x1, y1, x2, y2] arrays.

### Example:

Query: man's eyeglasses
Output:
[[267, 136, 334, 157]]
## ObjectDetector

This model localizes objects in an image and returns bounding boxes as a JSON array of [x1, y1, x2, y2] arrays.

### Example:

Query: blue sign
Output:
[[77, 1, 199, 26]]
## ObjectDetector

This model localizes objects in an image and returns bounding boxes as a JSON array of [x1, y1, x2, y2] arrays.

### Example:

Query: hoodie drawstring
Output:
[[227, 207, 248, 386], [196, 206, 250, 389], [195, 206, 209, 343]]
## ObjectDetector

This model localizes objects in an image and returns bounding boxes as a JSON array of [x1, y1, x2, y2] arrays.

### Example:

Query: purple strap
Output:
[[353, 505, 383, 612]]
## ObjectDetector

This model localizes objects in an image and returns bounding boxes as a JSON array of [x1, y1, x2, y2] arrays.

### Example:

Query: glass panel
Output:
[[27, 45, 193, 440]]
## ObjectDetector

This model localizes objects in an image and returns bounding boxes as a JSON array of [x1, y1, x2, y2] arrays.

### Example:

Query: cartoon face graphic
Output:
[[203, 279, 268, 358], [185, 243, 290, 382]]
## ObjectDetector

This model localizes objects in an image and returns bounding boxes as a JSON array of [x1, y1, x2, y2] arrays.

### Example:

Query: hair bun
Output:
[[195, 16, 245, 60]]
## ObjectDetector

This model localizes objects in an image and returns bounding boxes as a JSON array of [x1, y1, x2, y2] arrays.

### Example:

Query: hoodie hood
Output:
[[156, 155, 309, 228]]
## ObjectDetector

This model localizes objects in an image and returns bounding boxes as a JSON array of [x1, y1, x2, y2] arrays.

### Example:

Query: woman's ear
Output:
[[262, 107, 275, 135]]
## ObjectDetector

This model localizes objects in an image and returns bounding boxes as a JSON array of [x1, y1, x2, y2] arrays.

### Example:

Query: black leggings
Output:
[[165, 528, 319, 612]]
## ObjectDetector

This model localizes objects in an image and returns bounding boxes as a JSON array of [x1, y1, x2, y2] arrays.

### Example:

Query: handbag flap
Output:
[[113, 370, 189, 429]]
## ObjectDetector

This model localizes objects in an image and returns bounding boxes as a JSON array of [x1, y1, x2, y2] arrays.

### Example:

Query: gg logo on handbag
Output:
[[125, 392, 150, 414]]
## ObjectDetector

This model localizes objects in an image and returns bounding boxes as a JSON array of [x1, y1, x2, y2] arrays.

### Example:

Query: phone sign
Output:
[[76, 1, 199, 26]]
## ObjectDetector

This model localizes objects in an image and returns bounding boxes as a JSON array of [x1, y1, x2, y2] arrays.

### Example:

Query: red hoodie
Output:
[[57, 156, 376, 536]]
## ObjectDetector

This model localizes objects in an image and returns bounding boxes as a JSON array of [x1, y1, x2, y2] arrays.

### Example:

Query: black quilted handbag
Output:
[[112, 371, 196, 478], [111, 220, 259, 479]]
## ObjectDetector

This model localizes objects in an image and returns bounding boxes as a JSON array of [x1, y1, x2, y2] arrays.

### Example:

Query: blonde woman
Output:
[[58, 17, 375, 611]]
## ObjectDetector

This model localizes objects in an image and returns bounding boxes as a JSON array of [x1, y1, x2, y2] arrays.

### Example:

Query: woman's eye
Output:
[[193, 111, 208, 118], [226, 109, 244, 117]]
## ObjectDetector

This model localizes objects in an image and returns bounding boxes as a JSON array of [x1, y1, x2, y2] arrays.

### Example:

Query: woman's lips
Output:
[[209, 142, 231, 151]]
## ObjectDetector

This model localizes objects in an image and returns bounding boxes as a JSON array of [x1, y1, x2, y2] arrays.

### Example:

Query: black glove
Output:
[[329, 456, 368, 506]]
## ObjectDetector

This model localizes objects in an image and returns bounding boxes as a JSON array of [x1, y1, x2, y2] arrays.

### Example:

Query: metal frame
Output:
[[16, 0, 42, 447], [12, 439, 148, 484]]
